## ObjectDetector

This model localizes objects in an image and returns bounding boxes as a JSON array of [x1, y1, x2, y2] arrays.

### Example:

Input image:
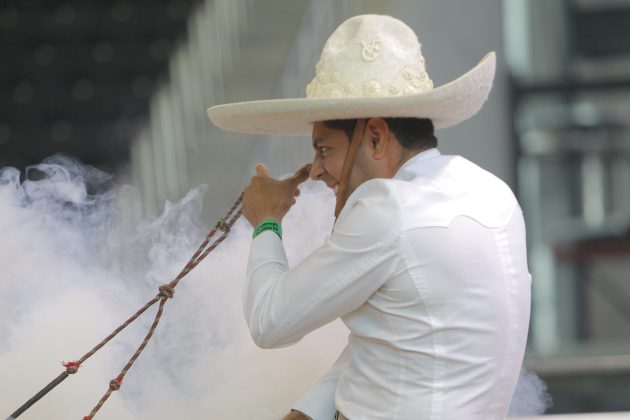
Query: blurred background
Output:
[[1, 0, 630, 416]]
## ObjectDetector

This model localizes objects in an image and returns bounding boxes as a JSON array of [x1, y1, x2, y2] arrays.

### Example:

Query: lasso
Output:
[[7, 194, 243, 420]]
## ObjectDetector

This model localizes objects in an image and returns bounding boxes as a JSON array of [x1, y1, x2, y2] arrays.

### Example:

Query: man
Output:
[[207, 14, 531, 420]]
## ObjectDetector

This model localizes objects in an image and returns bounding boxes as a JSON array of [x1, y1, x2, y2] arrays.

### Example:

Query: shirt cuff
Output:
[[292, 378, 338, 420], [291, 345, 347, 420], [247, 229, 288, 272]]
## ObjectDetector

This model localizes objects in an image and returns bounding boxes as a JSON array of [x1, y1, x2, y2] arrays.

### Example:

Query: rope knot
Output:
[[62, 361, 80, 374], [109, 377, 122, 391], [216, 218, 230, 233], [158, 284, 175, 299]]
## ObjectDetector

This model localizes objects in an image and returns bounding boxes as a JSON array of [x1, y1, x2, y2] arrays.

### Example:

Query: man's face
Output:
[[309, 121, 370, 195]]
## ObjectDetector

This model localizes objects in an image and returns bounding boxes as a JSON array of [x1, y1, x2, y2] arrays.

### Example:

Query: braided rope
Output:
[[7, 193, 243, 420], [84, 198, 243, 419]]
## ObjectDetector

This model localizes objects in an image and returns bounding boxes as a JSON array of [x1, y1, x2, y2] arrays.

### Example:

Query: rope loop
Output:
[[9, 193, 244, 420], [62, 361, 80, 374], [158, 285, 175, 299]]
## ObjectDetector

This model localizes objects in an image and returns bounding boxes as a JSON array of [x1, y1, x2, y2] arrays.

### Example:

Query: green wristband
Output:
[[253, 219, 282, 239]]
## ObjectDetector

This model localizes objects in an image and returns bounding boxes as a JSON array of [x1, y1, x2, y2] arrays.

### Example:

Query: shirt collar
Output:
[[393, 148, 441, 181]]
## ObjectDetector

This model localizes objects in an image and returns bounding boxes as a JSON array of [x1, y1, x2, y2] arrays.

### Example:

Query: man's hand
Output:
[[242, 163, 311, 227], [282, 410, 312, 420]]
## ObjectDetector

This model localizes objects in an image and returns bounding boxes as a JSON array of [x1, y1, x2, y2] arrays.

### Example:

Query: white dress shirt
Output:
[[244, 148, 531, 420]]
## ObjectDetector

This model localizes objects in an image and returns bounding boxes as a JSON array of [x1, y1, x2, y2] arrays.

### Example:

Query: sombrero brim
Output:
[[207, 52, 496, 136]]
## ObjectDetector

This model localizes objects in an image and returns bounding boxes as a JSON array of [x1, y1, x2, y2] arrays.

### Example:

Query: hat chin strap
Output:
[[334, 119, 368, 218]]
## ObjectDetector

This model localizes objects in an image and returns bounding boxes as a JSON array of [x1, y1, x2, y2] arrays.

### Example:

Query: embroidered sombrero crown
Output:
[[207, 14, 496, 136]]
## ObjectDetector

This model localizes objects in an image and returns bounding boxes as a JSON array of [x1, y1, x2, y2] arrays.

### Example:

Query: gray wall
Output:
[[391, 0, 512, 186], [130, 0, 512, 224]]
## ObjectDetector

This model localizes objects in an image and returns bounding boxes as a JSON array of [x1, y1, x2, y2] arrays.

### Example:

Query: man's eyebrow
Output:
[[312, 137, 323, 149]]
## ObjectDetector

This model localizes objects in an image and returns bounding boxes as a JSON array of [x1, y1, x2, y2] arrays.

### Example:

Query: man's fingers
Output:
[[256, 163, 269, 177], [289, 163, 312, 185]]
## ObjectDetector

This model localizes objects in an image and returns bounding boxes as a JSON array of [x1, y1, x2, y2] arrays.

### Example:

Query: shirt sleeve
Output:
[[292, 345, 350, 420], [243, 180, 402, 349]]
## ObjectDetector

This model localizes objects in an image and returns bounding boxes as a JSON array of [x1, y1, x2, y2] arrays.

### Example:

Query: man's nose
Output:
[[309, 156, 325, 180]]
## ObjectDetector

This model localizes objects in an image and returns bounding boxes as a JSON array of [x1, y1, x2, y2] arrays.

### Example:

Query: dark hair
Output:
[[322, 118, 437, 150]]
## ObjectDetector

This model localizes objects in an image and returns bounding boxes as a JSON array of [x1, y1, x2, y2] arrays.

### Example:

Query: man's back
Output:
[[334, 149, 531, 419]]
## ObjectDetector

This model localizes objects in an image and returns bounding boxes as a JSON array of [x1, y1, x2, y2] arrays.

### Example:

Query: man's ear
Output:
[[366, 118, 389, 159]]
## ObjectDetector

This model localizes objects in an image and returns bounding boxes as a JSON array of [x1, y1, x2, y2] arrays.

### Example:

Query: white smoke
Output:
[[509, 369, 554, 417], [0, 155, 345, 419], [0, 155, 550, 419]]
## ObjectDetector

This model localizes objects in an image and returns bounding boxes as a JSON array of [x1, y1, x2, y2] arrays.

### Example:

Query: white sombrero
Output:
[[207, 14, 496, 136]]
